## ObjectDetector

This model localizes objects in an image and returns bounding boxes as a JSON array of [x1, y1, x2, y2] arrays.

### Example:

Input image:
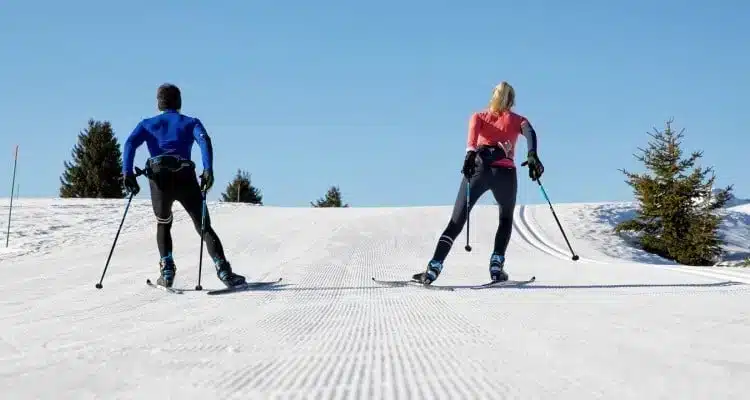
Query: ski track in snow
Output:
[[1, 198, 750, 399]]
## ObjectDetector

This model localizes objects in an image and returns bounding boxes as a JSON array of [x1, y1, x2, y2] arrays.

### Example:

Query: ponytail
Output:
[[488, 81, 515, 113]]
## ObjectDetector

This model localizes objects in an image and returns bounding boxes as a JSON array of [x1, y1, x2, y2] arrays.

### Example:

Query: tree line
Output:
[[59, 117, 734, 266], [59, 119, 349, 208]]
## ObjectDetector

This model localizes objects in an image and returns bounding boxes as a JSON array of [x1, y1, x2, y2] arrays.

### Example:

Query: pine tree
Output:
[[311, 186, 349, 207], [59, 119, 125, 198], [614, 119, 732, 265], [221, 169, 263, 204]]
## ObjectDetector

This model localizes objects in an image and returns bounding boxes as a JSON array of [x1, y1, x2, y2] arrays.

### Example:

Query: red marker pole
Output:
[[6, 145, 18, 247]]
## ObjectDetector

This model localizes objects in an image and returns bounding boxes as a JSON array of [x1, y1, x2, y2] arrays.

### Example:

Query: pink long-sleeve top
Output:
[[466, 109, 538, 168]]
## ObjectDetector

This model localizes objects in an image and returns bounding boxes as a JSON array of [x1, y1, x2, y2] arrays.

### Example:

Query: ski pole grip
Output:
[[520, 161, 542, 186]]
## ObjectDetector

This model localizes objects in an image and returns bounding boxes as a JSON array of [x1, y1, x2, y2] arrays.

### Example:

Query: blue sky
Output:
[[0, 0, 747, 207]]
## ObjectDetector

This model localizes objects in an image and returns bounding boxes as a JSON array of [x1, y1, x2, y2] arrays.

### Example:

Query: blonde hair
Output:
[[488, 81, 515, 113]]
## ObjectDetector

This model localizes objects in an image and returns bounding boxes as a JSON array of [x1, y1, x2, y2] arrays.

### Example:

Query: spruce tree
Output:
[[614, 119, 732, 265], [59, 119, 125, 198], [221, 169, 263, 204], [311, 186, 349, 207]]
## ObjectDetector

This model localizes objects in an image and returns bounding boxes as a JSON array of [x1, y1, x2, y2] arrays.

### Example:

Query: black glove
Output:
[[523, 151, 544, 181], [123, 173, 140, 195], [461, 150, 477, 179], [200, 169, 214, 192]]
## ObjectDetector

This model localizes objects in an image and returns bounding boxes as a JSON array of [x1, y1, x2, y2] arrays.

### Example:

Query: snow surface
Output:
[[1, 198, 749, 399]]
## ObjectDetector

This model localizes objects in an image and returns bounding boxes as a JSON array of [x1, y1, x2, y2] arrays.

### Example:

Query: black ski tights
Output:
[[431, 166, 517, 262], [149, 168, 227, 263]]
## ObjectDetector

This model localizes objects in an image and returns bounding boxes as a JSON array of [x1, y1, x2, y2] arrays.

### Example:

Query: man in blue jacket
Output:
[[121, 83, 246, 289]]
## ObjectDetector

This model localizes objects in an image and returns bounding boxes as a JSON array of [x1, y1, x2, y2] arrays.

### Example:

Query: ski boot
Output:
[[215, 259, 247, 288], [489, 253, 508, 282], [412, 260, 443, 285], [157, 256, 177, 288]]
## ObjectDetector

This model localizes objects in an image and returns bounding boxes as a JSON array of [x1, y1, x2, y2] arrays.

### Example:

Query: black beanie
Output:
[[157, 83, 182, 111]]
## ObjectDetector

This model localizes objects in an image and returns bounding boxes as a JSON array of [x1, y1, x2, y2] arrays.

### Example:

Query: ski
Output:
[[206, 278, 283, 295], [470, 276, 536, 289], [146, 278, 184, 294], [371, 277, 455, 291], [371, 276, 536, 291]]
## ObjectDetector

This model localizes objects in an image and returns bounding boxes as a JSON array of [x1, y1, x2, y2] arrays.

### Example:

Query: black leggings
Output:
[[148, 167, 227, 263], [431, 166, 517, 262]]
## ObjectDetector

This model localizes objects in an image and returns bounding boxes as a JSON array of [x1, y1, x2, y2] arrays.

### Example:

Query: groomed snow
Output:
[[1, 198, 749, 399]]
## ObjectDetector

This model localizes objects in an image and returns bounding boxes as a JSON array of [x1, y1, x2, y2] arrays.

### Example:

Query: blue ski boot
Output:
[[489, 253, 508, 282], [412, 260, 443, 284], [157, 255, 176, 288], [214, 259, 247, 288]]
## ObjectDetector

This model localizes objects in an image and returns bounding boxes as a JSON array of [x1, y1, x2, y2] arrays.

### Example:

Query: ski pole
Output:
[[464, 179, 472, 252], [521, 161, 579, 260], [195, 190, 207, 291], [96, 168, 144, 289], [532, 176, 579, 261]]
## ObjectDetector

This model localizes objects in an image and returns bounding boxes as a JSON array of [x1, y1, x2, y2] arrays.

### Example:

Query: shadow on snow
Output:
[[171, 280, 745, 293]]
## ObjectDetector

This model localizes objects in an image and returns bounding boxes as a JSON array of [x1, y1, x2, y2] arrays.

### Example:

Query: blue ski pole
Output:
[[522, 161, 579, 261]]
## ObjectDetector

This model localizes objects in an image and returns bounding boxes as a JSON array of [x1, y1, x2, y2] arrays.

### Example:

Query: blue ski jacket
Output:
[[122, 110, 213, 176]]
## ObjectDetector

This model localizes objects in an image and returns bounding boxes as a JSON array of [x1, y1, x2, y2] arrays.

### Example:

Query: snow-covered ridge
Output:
[[0, 197, 748, 399], [2, 197, 749, 266]]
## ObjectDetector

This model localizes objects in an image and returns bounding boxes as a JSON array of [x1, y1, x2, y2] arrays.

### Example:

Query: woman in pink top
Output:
[[413, 81, 545, 285]]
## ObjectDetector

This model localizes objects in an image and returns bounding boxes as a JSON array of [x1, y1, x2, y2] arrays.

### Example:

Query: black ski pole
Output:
[[195, 190, 207, 290], [96, 168, 143, 289], [464, 179, 472, 251], [533, 177, 579, 261]]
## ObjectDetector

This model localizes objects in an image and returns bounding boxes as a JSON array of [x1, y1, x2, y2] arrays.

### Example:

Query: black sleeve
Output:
[[521, 120, 538, 154]]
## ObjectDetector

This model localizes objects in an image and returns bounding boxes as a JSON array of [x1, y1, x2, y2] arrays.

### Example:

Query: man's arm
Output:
[[122, 121, 146, 175], [192, 119, 214, 171]]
